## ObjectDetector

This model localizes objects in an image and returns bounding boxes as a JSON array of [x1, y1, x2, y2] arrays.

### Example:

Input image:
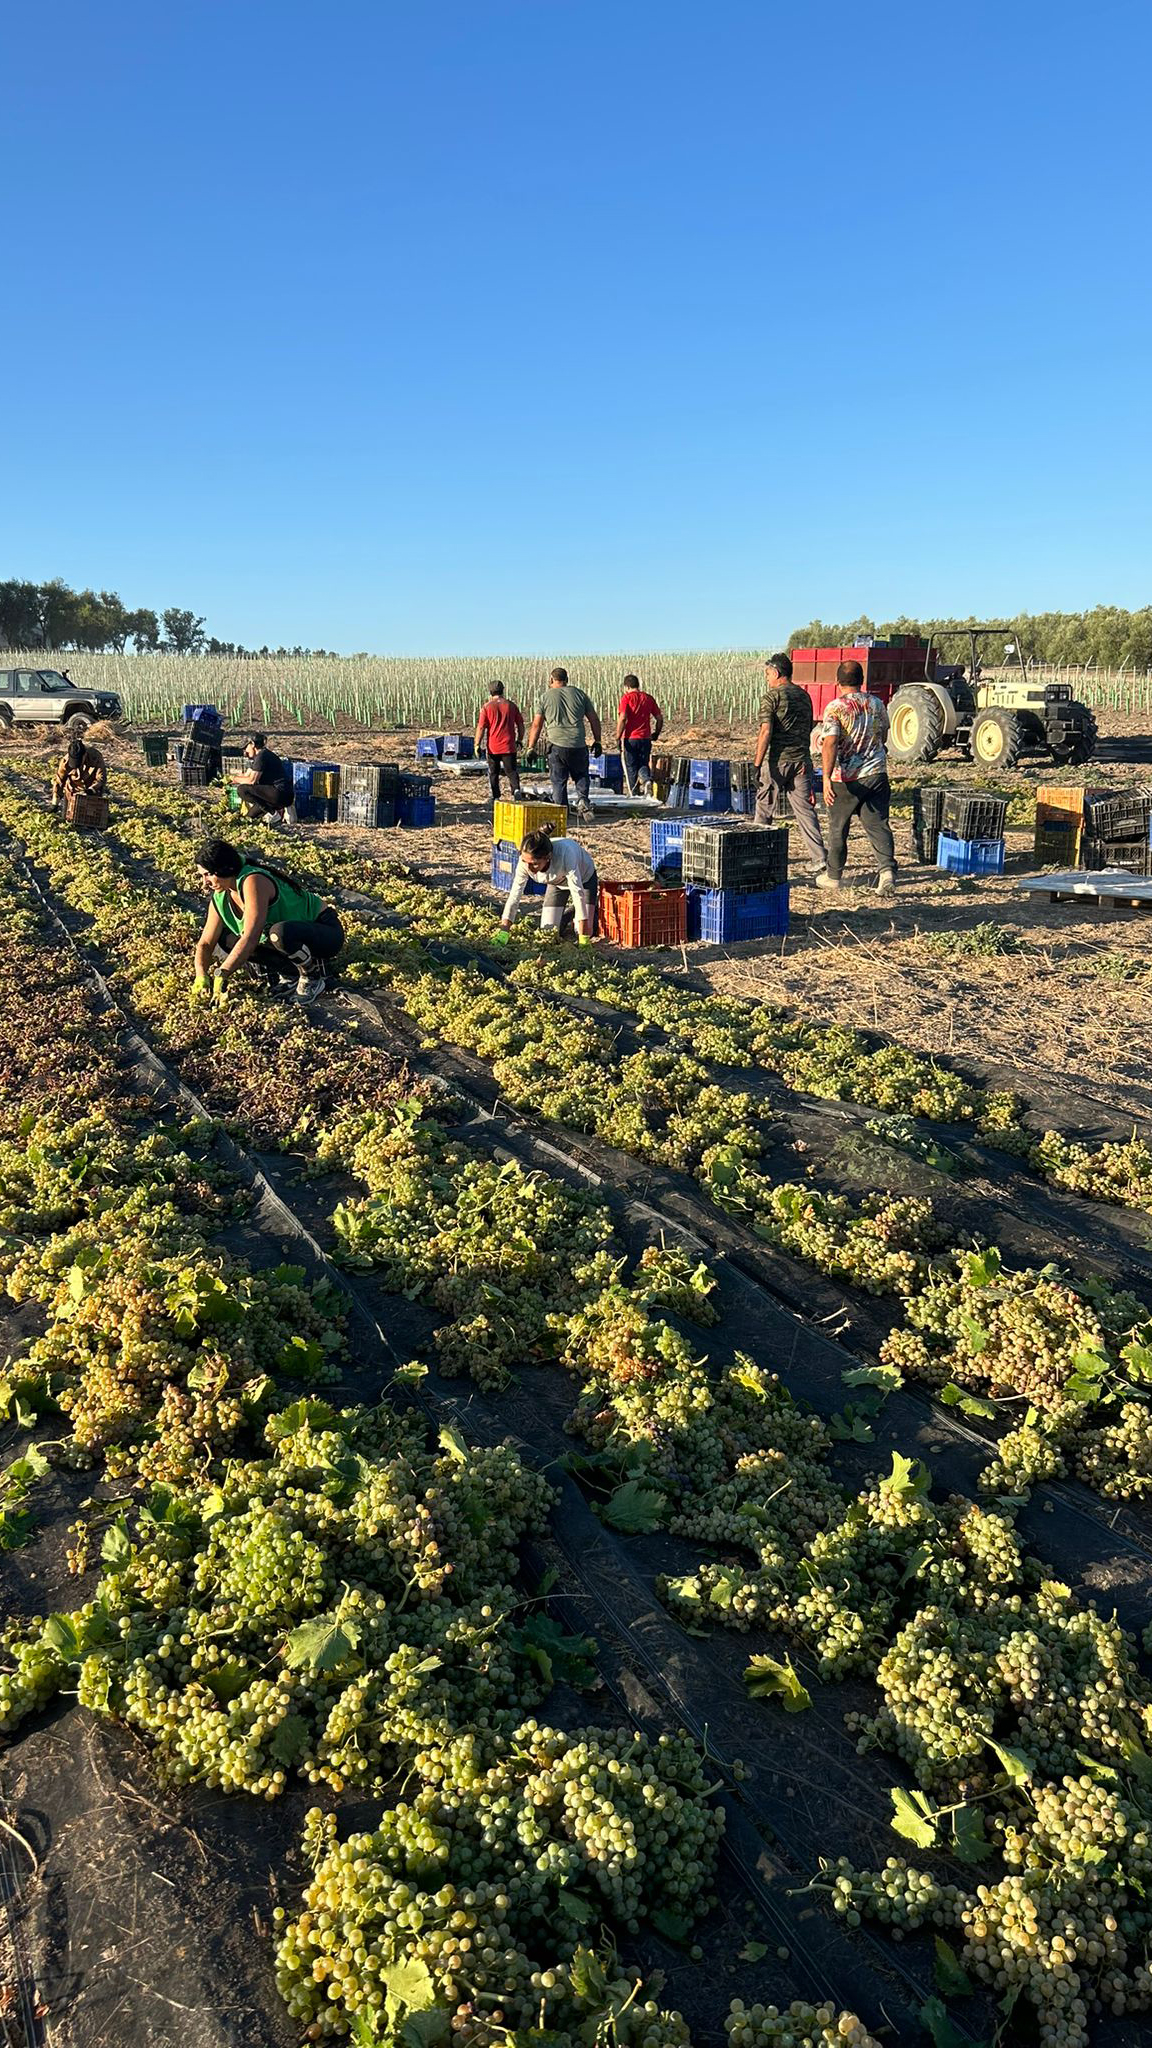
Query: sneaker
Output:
[[576, 801, 595, 823], [814, 869, 841, 890], [876, 870, 897, 895], [294, 969, 329, 1004]]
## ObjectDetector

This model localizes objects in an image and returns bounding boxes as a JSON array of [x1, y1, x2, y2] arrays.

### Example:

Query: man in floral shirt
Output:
[[815, 660, 896, 892]]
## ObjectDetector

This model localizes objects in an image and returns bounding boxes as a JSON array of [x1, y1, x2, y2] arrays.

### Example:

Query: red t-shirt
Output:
[[618, 689, 661, 740], [478, 698, 524, 753]]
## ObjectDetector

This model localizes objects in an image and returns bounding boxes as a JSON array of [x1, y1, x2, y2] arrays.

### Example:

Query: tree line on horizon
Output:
[[4, 578, 1152, 671], [786, 605, 1152, 669]]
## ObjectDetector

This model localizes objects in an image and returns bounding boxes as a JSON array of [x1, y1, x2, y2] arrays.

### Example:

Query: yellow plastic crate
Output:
[[315, 770, 341, 799], [1035, 783, 1106, 828], [493, 799, 567, 847]]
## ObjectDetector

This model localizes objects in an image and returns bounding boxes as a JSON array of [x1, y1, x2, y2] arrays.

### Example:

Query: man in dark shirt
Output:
[[753, 653, 830, 882], [235, 733, 290, 819]]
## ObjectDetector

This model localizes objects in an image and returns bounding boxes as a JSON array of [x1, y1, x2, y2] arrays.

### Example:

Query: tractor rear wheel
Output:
[[888, 686, 946, 765], [968, 707, 1021, 771]]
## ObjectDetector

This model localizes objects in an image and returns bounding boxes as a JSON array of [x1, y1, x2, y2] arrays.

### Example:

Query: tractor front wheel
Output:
[[888, 686, 946, 765], [968, 707, 1021, 771], [1050, 706, 1099, 766]]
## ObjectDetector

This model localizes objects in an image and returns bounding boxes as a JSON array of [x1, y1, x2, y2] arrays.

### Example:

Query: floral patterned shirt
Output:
[[815, 690, 889, 784]]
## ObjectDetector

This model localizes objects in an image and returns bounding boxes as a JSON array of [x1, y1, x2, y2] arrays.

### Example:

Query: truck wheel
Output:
[[968, 708, 1021, 770], [0, 706, 11, 729], [1051, 706, 1098, 765], [63, 710, 92, 734], [888, 686, 946, 764]]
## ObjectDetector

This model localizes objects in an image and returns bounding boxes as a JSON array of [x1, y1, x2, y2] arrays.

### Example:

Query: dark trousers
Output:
[[240, 781, 288, 816], [755, 760, 827, 870], [487, 750, 522, 800], [251, 906, 345, 982], [825, 775, 895, 881], [622, 736, 652, 793], [543, 870, 599, 935], [549, 743, 590, 808]]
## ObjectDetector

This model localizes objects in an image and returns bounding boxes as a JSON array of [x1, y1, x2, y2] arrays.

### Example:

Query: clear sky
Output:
[[5, 0, 1150, 653]]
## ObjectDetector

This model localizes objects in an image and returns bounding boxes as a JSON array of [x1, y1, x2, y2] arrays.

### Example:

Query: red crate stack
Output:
[[599, 881, 687, 948]]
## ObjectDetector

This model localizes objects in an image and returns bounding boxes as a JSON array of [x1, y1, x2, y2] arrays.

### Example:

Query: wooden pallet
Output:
[[1017, 867, 1152, 914]]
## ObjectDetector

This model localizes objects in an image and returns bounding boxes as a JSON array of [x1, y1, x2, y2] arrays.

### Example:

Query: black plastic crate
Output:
[[343, 762, 400, 798], [1083, 793, 1152, 841], [941, 791, 1008, 839], [682, 821, 788, 890], [398, 772, 432, 800], [338, 789, 396, 829], [911, 787, 945, 832], [731, 759, 756, 792], [182, 739, 222, 769], [1082, 836, 1152, 875], [178, 764, 215, 788]]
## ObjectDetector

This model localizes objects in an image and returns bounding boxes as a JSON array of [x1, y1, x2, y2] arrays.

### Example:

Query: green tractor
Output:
[[886, 623, 1098, 772]]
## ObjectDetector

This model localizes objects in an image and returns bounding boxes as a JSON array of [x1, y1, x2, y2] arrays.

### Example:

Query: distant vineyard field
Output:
[[6, 648, 1152, 729]]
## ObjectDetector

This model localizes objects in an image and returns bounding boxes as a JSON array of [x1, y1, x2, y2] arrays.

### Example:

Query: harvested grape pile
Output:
[[5, 763, 1152, 2048]]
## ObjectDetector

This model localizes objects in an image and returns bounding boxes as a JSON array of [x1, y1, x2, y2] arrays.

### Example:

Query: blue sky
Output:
[[5, 0, 1150, 652]]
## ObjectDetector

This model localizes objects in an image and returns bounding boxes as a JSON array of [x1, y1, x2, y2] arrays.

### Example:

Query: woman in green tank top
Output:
[[192, 838, 345, 1005]]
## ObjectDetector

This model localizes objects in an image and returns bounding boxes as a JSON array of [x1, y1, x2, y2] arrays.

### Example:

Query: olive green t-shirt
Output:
[[538, 685, 598, 750]]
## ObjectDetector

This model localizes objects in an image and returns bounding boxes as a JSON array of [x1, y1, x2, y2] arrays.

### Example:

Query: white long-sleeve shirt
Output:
[[503, 836, 597, 922]]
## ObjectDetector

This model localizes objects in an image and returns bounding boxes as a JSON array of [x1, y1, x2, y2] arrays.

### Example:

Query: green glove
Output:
[[578, 934, 592, 947], [190, 971, 210, 1003], [211, 970, 229, 1007], [492, 926, 511, 946]]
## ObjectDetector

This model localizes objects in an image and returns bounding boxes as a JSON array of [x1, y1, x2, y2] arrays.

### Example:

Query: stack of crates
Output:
[[178, 703, 223, 788], [1033, 785, 1101, 866], [664, 759, 691, 812], [911, 787, 944, 864], [441, 735, 474, 761], [397, 772, 436, 828], [416, 736, 445, 762], [936, 792, 1008, 877], [681, 822, 790, 940], [687, 759, 732, 812], [650, 818, 686, 880], [338, 763, 400, 829], [589, 752, 625, 792], [599, 881, 687, 948], [730, 761, 756, 815], [1081, 792, 1152, 875], [492, 800, 567, 898], [291, 760, 341, 823]]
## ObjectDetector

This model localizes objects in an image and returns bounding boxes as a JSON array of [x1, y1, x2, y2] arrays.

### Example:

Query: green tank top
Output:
[[213, 864, 324, 937]]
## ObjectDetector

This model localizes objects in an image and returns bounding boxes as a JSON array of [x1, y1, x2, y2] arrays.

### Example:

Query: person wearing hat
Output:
[[233, 733, 292, 820]]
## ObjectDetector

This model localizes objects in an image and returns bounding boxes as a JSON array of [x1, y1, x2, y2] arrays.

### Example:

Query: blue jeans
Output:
[[549, 744, 590, 808], [622, 736, 652, 792]]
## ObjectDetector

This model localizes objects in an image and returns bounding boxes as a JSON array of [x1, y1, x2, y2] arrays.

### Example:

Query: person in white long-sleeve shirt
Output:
[[499, 827, 599, 941]]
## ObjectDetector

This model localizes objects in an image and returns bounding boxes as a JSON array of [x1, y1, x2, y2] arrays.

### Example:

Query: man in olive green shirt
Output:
[[753, 651, 829, 881], [525, 667, 603, 821]]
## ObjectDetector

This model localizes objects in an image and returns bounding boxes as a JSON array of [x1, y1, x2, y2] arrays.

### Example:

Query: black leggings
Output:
[[252, 907, 345, 980]]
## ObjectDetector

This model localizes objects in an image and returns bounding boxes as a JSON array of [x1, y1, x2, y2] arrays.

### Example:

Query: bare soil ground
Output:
[[15, 709, 1152, 1121]]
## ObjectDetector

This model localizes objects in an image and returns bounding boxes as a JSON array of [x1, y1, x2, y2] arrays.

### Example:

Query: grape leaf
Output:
[[568, 1945, 608, 2002], [381, 1957, 438, 2024], [959, 1316, 989, 1354], [889, 1787, 938, 1849], [743, 1653, 811, 1712], [283, 1612, 362, 1674], [400, 2017, 449, 2048], [841, 1363, 903, 1392], [919, 1997, 976, 2048], [881, 1452, 930, 1499], [965, 1247, 1002, 1288], [100, 1518, 131, 1568], [651, 1909, 692, 1942], [599, 1479, 666, 1534], [266, 1398, 336, 1443], [951, 1803, 994, 1865], [556, 1889, 595, 1923], [933, 1938, 972, 1999], [985, 1737, 1034, 1784], [939, 1383, 999, 1419], [827, 1409, 875, 1443], [267, 1711, 310, 1766], [438, 1424, 469, 1465], [205, 1659, 256, 1704], [739, 1941, 768, 1962]]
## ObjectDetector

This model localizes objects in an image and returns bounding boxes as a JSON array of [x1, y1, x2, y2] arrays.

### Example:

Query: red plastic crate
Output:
[[599, 880, 687, 948]]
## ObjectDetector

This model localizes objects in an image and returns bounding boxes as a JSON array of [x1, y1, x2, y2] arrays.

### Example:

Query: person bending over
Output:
[[192, 839, 345, 1004], [53, 732, 107, 809], [475, 680, 524, 800], [498, 824, 599, 942], [614, 674, 663, 794], [234, 733, 291, 819]]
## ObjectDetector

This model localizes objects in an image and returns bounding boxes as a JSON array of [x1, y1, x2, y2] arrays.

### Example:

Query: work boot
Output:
[[576, 800, 594, 824], [814, 869, 841, 890], [876, 870, 897, 895]]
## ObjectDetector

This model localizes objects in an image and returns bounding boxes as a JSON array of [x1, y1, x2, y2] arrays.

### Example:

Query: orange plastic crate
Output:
[[599, 880, 686, 949]]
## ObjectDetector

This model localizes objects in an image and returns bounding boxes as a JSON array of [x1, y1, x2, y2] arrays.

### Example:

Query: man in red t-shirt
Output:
[[475, 680, 525, 800], [614, 674, 664, 793]]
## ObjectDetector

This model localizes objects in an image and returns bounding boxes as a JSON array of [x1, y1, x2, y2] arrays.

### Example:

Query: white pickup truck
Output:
[[0, 667, 122, 732]]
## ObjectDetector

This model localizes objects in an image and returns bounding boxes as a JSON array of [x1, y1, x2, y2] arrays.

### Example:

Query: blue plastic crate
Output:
[[687, 787, 732, 811], [589, 752, 625, 791], [650, 820, 686, 871], [491, 840, 547, 895], [398, 773, 433, 800], [935, 833, 1006, 877], [730, 789, 753, 815], [181, 703, 221, 727], [398, 794, 437, 828], [416, 736, 445, 760], [442, 734, 475, 760], [689, 757, 732, 791], [684, 884, 703, 941], [697, 883, 790, 943]]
